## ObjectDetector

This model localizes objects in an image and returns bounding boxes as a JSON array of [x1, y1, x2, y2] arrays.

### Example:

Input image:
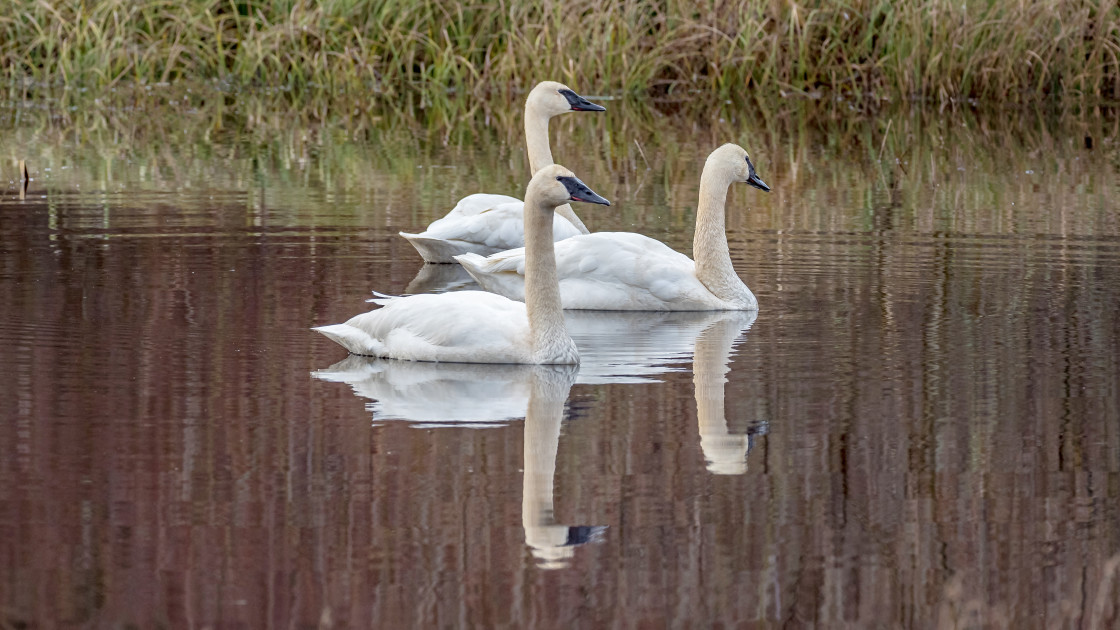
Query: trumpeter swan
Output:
[[313, 165, 610, 364], [456, 143, 770, 311], [399, 81, 605, 263]]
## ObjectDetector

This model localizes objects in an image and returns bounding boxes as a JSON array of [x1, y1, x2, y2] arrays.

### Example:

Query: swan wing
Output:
[[402, 199, 584, 262], [314, 291, 534, 363], [459, 232, 724, 310]]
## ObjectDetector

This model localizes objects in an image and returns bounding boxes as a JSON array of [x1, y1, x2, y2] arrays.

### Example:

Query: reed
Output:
[[2, 0, 1118, 106]]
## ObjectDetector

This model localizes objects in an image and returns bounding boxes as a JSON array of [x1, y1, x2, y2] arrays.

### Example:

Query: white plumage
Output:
[[400, 194, 586, 262], [399, 81, 604, 262], [313, 165, 611, 364], [456, 143, 771, 311]]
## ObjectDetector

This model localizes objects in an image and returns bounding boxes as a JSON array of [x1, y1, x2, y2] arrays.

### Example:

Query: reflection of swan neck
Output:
[[694, 316, 750, 475], [522, 367, 580, 567], [524, 96, 588, 234], [524, 192, 573, 364], [693, 164, 739, 302]]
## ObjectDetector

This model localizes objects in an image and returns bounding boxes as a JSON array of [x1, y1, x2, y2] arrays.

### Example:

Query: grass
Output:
[[1, 0, 1118, 106]]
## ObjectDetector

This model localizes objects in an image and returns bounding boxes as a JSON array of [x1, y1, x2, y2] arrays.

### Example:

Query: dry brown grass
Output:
[[1, 0, 1118, 106]]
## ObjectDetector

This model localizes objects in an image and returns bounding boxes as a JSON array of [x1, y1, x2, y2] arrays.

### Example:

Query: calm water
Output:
[[2, 94, 1119, 628]]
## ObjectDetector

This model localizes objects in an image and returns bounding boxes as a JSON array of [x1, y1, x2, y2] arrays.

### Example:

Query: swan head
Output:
[[529, 164, 611, 208], [527, 81, 606, 117], [709, 143, 771, 192]]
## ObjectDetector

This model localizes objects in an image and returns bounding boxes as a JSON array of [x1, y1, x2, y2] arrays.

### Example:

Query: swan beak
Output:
[[560, 89, 606, 112], [558, 176, 611, 206], [746, 172, 770, 192]]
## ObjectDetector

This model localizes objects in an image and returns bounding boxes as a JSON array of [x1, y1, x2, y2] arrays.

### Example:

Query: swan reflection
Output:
[[404, 263, 480, 295], [313, 309, 762, 464], [522, 365, 607, 568], [690, 311, 768, 475], [313, 357, 535, 426], [313, 360, 606, 567], [564, 309, 756, 383], [565, 309, 763, 474]]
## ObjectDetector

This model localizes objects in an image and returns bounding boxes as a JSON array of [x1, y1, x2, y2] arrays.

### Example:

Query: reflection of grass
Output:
[[3, 87, 1118, 238], [2, 0, 1119, 105], [935, 556, 1120, 629]]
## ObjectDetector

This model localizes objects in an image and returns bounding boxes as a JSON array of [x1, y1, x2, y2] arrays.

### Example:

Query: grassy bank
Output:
[[2, 0, 1119, 105]]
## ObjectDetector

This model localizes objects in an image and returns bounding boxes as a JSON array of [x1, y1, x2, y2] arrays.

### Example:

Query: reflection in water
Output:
[[404, 263, 480, 294], [314, 358, 606, 567], [691, 312, 767, 475], [565, 310, 756, 384], [567, 309, 765, 473], [3, 97, 1120, 627], [522, 365, 607, 569], [313, 356, 534, 426], [317, 309, 765, 478]]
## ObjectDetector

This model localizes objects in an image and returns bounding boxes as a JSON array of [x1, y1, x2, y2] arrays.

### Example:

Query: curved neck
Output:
[[524, 105, 590, 234], [523, 197, 572, 362], [693, 168, 742, 301], [524, 105, 554, 175]]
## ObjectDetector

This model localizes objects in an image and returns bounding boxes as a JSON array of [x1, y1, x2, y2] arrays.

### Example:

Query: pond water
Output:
[[2, 92, 1119, 628]]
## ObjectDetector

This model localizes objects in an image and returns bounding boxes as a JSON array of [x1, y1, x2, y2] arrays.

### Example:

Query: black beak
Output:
[[559, 89, 606, 112], [746, 172, 770, 192], [558, 176, 611, 206], [745, 156, 770, 192]]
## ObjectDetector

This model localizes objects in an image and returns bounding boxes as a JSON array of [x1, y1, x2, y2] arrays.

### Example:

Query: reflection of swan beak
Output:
[[525, 525, 608, 569]]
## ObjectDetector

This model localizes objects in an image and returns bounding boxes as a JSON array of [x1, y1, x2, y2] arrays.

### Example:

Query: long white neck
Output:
[[523, 195, 577, 364], [694, 316, 749, 475], [693, 167, 748, 304], [524, 105, 590, 234]]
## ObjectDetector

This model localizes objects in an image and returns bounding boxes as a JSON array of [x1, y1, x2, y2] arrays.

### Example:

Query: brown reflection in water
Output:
[[1, 100, 1119, 628]]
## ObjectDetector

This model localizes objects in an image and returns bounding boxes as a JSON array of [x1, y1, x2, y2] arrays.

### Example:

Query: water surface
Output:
[[2, 94, 1119, 628]]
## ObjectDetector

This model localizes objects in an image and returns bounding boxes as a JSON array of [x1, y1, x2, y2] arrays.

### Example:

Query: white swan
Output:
[[312, 164, 611, 364], [399, 81, 605, 263], [455, 143, 771, 310]]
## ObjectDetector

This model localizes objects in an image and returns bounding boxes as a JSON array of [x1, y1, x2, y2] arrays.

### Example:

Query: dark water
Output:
[[2, 95, 1119, 628]]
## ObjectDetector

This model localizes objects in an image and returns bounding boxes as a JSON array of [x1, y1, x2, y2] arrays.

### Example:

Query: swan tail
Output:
[[452, 252, 486, 270], [312, 324, 386, 357], [399, 232, 467, 263], [454, 250, 524, 274], [367, 290, 399, 305], [454, 253, 526, 301]]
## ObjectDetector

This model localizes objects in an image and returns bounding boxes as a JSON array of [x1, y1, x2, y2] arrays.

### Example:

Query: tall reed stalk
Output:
[[2, 0, 1118, 105]]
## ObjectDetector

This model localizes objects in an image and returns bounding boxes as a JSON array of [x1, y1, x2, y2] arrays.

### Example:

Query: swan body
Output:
[[400, 196, 586, 263], [456, 143, 770, 311], [313, 165, 611, 364], [400, 81, 604, 262]]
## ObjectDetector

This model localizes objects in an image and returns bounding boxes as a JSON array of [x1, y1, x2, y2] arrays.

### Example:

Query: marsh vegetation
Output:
[[3, 0, 1119, 106]]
